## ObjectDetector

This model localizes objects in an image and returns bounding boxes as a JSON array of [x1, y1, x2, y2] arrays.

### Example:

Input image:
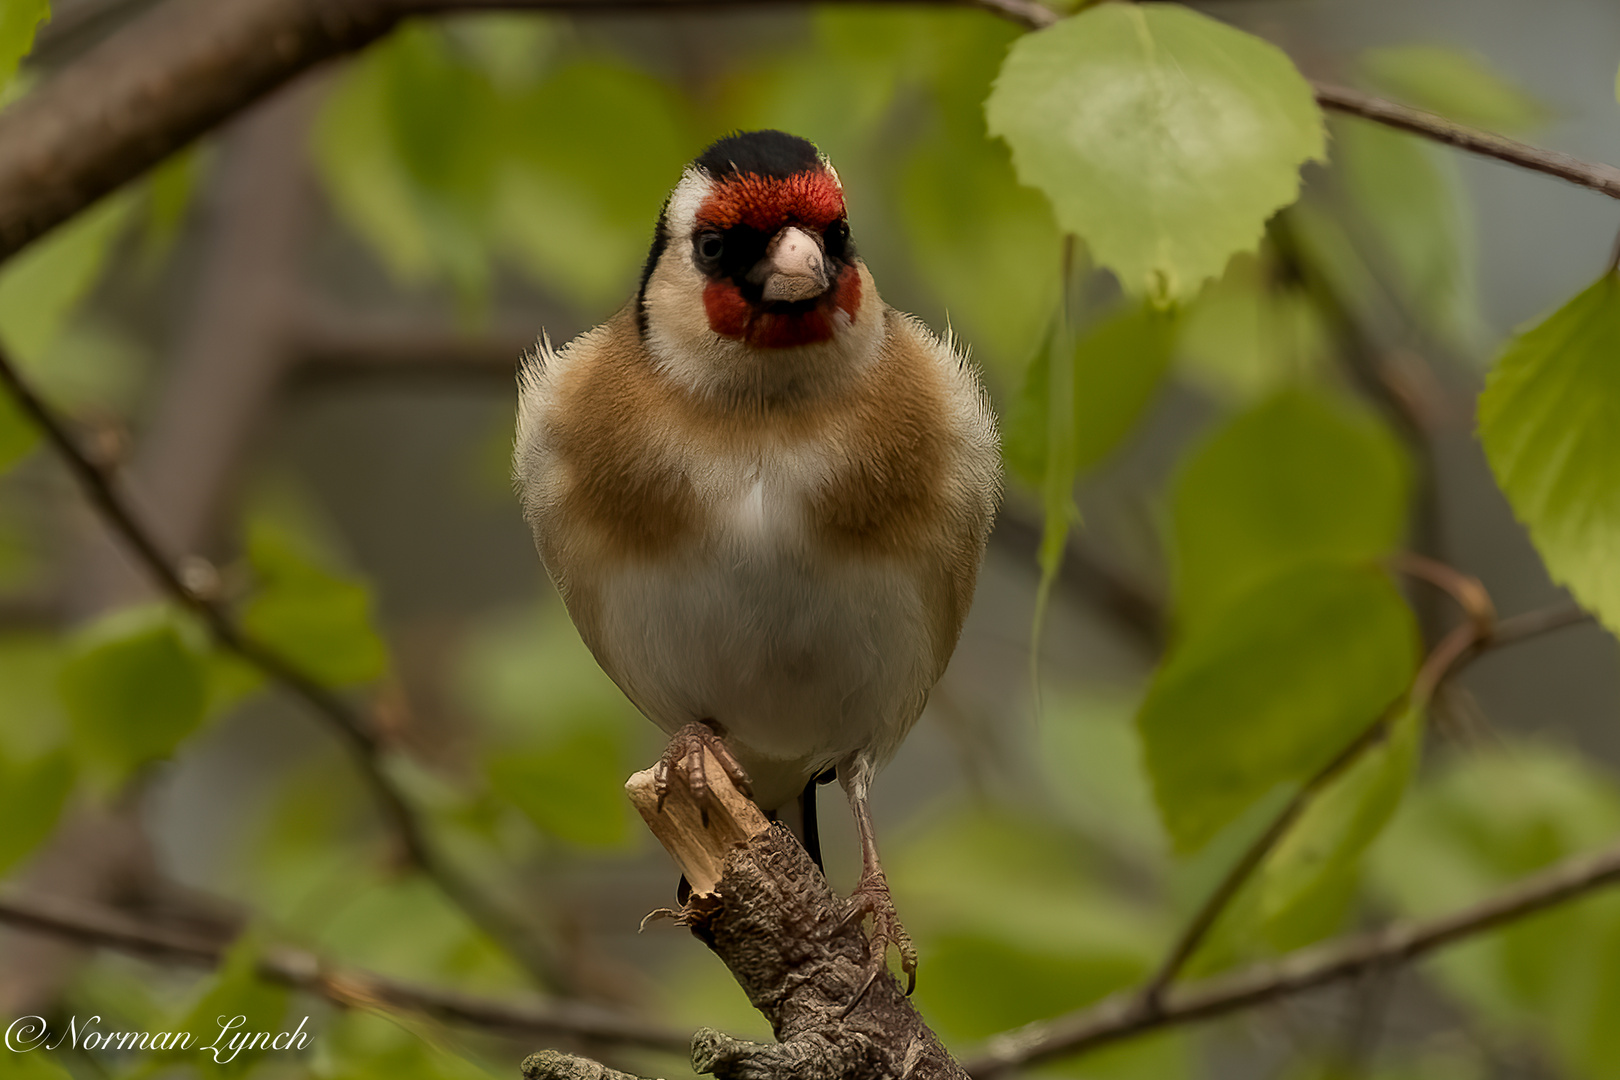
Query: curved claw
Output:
[[839, 870, 918, 1015]]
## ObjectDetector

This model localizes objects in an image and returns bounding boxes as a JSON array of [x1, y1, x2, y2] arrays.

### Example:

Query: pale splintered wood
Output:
[[626, 749, 770, 895]]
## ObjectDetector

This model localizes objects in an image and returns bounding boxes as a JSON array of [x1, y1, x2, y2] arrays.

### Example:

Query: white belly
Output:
[[584, 482, 934, 810]]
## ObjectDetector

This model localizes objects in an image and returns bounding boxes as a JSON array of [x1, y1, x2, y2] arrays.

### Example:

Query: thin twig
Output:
[[1135, 706, 1401, 1010], [7, 0, 1620, 267], [978, 593, 1589, 1069], [1132, 576, 1548, 1009], [965, 831, 1620, 1075], [1312, 84, 1620, 202], [1391, 553, 1495, 633], [0, 342, 563, 989], [0, 892, 689, 1053]]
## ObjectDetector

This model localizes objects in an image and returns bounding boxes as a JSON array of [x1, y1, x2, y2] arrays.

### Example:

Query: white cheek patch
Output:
[[664, 168, 713, 242]]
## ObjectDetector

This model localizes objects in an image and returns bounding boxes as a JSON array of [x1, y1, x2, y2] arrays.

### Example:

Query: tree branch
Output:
[[620, 751, 969, 1080], [965, 831, 1620, 1075], [6, 0, 1620, 268], [972, 0, 1620, 200], [1311, 84, 1620, 201], [1080, 589, 1587, 1037], [0, 892, 690, 1053], [0, 341, 564, 990]]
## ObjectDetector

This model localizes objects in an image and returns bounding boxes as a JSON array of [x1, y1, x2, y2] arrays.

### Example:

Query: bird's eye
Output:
[[824, 220, 850, 259], [696, 232, 724, 263]]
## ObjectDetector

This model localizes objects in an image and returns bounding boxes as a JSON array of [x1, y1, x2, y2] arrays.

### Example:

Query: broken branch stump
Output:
[[522, 750, 967, 1080]]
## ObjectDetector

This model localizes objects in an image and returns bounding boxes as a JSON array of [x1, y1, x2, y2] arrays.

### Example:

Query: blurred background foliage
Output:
[[2, 1, 1620, 1079]]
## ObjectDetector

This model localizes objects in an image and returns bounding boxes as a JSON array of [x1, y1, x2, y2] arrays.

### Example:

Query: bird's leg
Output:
[[653, 720, 752, 826], [838, 764, 918, 1006]]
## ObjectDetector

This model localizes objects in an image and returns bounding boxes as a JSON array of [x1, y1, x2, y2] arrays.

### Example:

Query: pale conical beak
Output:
[[749, 226, 830, 303]]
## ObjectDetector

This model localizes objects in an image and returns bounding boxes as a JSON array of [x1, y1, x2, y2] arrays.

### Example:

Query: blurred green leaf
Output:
[[1171, 389, 1410, 631], [1359, 44, 1549, 132], [241, 516, 389, 688], [142, 147, 204, 264], [899, 124, 1061, 384], [986, 4, 1324, 302], [320, 1009, 509, 1080], [498, 60, 697, 311], [0, 747, 72, 876], [0, 392, 32, 473], [0, 633, 68, 759], [486, 728, 629, 848], [0, 0, 48, 86], [0, 190, 136, 475], [458, 602, 640, 847], [1178, 253, 1326, 401], [1256, 703, 1422, 928], [6, 1055, 73, 1080], [315, 875, 522, 989], [1369, 743, 1620, 1077], [1038, 692, 1166, 864], [1335, 119, 1481, 349], [1005, 303, 1180, 487], [1139, 563, 1419, 853], [1479, 272, 1620, 639], [60, 607, 210, 775], [170, 933, 289, 1076], [313, 23, 497, 301], [0, 189, 135, 364]]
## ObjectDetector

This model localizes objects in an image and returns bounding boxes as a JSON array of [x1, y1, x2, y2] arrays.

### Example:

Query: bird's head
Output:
[[637, 130, 882, 402]]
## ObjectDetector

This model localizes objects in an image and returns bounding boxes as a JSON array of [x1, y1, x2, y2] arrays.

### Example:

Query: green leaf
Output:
[[1172, 389, 1410, 631], [1479, 272, 1620, 638], [1334, 119, 1480, 349], [899, 124, 1061, 383], [1038, 692, 1166, 864], [0, 394, 35, 480], [1257, 703, 1422, 927], [1177, 254, 1326, 402], [0, 633, 68, 760], [457, 602, 642, 847], [172, 933, 290, 1075], [0, 747, 72, 875], [1368, 743, 1620, 1078], [1138, 563, 1419, 853], [142, 147, 204, 264], [312, 24, 497, 301], [986, 4, 1325, 302], [241, 517, 388, 688], [5, 1055, 73, 1080], [0, 190, 135, 364], [60, 607, 210, 774], [0, 0, 48, 87], [486, 728, 629, 848], [1005, 303, 1180, 486], [1359, 45, 1549, 133], [497, 60, 697, 311]]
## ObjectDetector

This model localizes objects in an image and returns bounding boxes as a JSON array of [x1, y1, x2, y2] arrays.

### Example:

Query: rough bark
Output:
[[537, 757, 967, 1080]]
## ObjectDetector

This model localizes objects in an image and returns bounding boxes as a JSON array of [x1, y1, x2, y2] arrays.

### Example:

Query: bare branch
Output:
[[966, 832, 1620, 1075], [0, 892, 690, 1053], [287, 307, 531, 383], [0, 340, 564, 989], [1312, 84, 1620, 201], [6, 0, 1620, 268]]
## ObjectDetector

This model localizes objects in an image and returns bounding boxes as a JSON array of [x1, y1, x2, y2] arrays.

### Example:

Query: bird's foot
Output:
[[839, 867, 918, 1012], [653, 721, 752, 826]]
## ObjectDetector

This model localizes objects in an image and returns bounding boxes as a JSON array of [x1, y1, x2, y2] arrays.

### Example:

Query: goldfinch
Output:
[[514, 130, 1001, 992]]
